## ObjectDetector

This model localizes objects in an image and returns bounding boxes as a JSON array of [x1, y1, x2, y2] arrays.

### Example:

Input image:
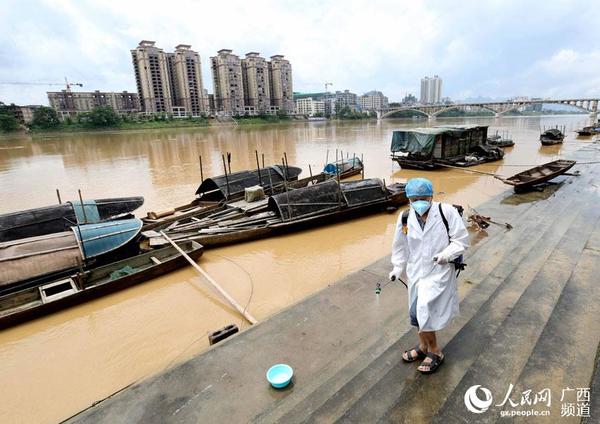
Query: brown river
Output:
[[0, 115, 594, 423]]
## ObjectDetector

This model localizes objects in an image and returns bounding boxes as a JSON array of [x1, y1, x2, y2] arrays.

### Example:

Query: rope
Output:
[[210, 253, 255, 328]]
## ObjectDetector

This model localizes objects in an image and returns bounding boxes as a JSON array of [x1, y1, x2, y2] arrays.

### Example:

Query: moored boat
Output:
[[391, 125, 504, 169], [0, 196, 144, 242], [157, 178, 407, 248], [500, 159, 576, 192], [0, 240, 203, 328], [540, 128, 565, 145], [0, 219, 142, 289], [142, 165, 306, 229]]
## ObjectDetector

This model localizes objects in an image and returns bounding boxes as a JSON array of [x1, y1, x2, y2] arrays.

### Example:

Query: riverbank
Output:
[[66, 143, 600, 423]]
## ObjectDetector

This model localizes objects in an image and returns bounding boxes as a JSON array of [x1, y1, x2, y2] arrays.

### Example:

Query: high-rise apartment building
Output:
[[168, 44, 208, 117], [420, 75, 442, 104], [211, 49, 245, 115], [241, 52, 272, 114], [268, 55, 294, 114], [131, 40, 173, 113]]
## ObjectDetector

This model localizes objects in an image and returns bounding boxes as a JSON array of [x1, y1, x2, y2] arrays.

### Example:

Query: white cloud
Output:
[[0, 0, 599, 105]]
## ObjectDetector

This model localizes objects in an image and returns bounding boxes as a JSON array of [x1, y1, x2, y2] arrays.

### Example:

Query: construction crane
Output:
[[324, 82, 333, 92], [0, 77, 83, 91]]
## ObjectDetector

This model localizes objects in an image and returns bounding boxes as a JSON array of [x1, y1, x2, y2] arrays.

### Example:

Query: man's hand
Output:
[[389, 267, 402, 281], [433, 254, 450, 265]]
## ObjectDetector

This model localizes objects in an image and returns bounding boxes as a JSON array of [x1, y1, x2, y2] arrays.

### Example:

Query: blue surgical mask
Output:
[[411, 200, 431, 216]]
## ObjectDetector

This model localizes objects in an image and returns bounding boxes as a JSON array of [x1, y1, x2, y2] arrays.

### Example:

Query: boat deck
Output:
[[66, 145, 600, 423]]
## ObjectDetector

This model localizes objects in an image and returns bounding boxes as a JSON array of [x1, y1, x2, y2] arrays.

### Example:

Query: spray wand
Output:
[[375, 276, 407, 294]]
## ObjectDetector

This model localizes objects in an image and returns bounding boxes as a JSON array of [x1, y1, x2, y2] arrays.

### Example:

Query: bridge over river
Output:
[[377, 98, 599, 119]]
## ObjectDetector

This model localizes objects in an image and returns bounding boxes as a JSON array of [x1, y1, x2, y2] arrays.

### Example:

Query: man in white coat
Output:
[[389, 177, 469, 374]]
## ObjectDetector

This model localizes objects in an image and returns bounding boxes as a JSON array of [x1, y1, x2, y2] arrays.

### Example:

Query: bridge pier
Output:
[[428, 115, 436, 121]]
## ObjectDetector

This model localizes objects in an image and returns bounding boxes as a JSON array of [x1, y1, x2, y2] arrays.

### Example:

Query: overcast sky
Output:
[[1, 0, 599, 105]]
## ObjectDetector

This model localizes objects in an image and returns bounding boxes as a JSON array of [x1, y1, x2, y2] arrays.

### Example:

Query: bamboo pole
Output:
[[308, 164, 313, 178], [361, 153, 364, 178], [325, 149, 329, 167], [78, 189, 88, 224], [160, 231, 257, 325], [199, 155, 204, 183], [255, 150, 263, 186], [283, 152, 289, 177], [227, 152, 232, 174], [56, 189, 62, 204], [261, 153, 265, 169], [221, 154, 231, 200]]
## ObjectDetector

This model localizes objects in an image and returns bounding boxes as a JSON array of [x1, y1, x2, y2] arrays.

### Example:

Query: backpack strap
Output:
[[438, 203, 450, 241], [401, 209, 409, 234]]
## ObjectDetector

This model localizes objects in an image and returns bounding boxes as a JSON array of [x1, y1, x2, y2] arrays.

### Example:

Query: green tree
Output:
[[31, 106, 61, 129], [0, 104, 19, 132], [78, 105, 121, 128]]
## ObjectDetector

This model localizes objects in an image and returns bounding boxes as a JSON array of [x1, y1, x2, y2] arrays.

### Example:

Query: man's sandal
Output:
[[418, 352, 444, 374], [402, 346, 426, 362]]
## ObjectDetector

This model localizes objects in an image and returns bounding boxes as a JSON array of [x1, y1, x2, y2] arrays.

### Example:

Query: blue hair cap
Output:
[[406, 177, 433, 198]]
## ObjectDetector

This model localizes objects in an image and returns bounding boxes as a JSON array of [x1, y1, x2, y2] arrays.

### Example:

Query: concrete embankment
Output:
[[66, 144, 600, 423]]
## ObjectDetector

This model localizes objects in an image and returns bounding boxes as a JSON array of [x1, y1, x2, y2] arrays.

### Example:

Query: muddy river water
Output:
[[0, 115, 594, 423]]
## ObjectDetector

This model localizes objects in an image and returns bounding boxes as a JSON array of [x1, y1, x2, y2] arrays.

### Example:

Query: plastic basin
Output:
[[266, 363, 293, 389]]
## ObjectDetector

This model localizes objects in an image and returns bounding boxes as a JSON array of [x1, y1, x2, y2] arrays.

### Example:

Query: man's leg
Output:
[[418, 331, 443, 372], [402, 298, 427, 361]]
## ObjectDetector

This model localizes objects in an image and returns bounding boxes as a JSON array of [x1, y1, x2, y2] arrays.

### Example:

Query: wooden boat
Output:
[[500, 160, 576, 192], [0, 196, 144, 242], [142, 165, 306, 229], [142, 166, 343, 230], [576, 126, 600, 136], [0, 219, 142, 289], [324, 157, 364, 178], [0, 240, 203, 329], [391, 126, 503, 169], [156, 178, 407, 248], [540, 128, 565, 145]]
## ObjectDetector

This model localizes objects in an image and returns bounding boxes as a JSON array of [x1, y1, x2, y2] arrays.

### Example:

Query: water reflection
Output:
[[0, 115, 593, 423]]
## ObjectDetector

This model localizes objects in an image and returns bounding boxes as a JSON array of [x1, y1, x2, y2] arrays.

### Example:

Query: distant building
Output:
[[334, 90, 358, 110], [131, 40, 173, 114], [47, 90, 140, 119], [268, 55, 294, 114], [420, 75, 442, 104], [402, 93, 417, 105], [242, 52, 274, 115], [168, 44, 208, 117], [211, 49, 245, 116], [359, 90, 388, 111], [295, 97, 325, 116]]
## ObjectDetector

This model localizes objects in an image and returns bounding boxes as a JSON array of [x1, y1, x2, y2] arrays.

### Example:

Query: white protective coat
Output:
[[391, 202, 470, 332]]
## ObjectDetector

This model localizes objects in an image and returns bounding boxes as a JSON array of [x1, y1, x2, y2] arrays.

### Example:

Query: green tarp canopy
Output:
[[390, 128, 448, 154]]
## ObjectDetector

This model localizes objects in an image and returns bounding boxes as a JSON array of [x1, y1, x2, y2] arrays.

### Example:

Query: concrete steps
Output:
[[255, 174, 580, 422], [428, 208, 600, 423], [259, 169, 600, 423]]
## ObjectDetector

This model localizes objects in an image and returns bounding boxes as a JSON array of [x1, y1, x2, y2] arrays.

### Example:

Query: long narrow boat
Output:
[[157, 178, 407, 248], [500, 160, 576, 192], [0, 196, 144, 242], [0, 219, 142, 290], [0, 240, 203, 329], [540, 128, 565, 145]]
